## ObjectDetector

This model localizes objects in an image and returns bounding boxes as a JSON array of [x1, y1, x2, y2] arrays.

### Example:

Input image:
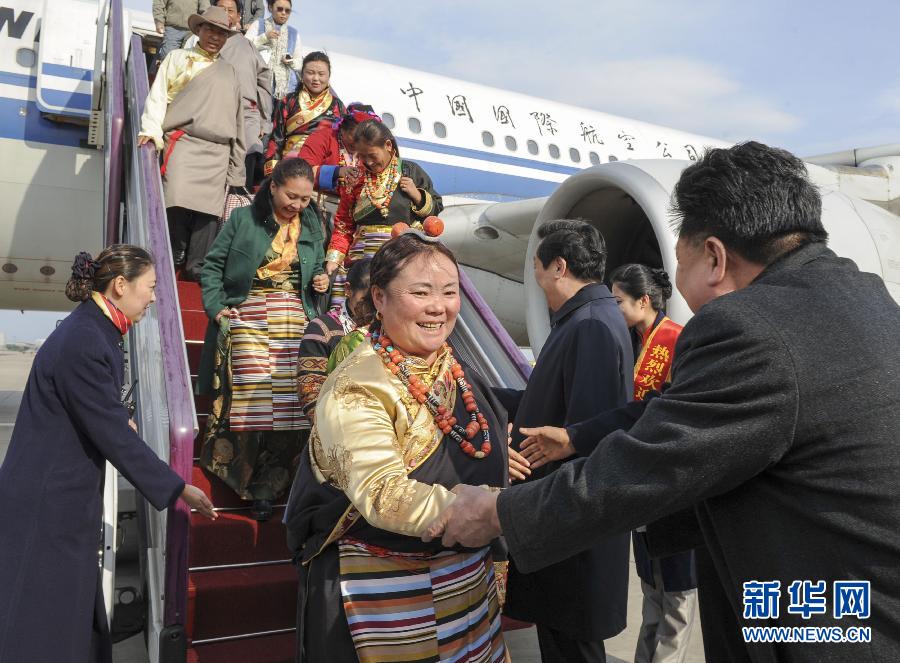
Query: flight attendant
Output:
[[610, 263, 697, 663], [0, 245, 215, 663]]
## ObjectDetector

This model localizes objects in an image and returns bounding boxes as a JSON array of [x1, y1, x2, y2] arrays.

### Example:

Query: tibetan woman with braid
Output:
[[285, 233, 508, 663], [323, 118, 443, 310]]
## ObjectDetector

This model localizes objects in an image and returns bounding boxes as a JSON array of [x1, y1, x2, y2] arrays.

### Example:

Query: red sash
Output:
[[633, 316, 682, 400], [160, 129, 185, 177]]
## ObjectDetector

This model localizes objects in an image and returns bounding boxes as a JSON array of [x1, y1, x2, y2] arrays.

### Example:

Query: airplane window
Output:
[[382, 113, 395, 129], [482, 131, 495, 147], [608, 154, 619, 162], [527, 140, 539, 155], [589, 151, 601, 166], [548, 144, 560, 159], [505, 136, 517, 151], [408, 117, 422, 134], [434, 122, 447, 138], [569, 148, 581, 163]]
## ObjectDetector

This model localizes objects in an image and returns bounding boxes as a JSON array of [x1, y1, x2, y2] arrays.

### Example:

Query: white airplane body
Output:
[[1, 0, 898, 342]]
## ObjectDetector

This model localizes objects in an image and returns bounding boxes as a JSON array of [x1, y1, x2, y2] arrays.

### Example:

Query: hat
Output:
[[188, 6, 239, 36]]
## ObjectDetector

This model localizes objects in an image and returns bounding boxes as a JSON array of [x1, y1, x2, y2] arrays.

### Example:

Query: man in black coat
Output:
[[496, 219, 633, 662], [426, 142, 900, 662]]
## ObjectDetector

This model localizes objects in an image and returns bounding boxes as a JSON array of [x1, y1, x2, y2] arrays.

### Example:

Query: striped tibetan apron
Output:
[[338, 538, 506, 663], [330, 224, 393, 312], [229, 287, 308, 431]]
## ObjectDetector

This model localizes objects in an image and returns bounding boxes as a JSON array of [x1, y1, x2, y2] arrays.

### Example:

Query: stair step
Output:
[[190, 509, 290, 568], [188, 630, 295, 663], [186, 341, 203, 372], [192, 464, 252, 510], [177, 280, 207, 342], [190, 563, 298, 641]]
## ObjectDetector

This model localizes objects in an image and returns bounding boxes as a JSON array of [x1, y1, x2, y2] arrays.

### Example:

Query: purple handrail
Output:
[[127, 34, 196, 628], [104, 0, 124, 245], [458, 268, 532, 381]]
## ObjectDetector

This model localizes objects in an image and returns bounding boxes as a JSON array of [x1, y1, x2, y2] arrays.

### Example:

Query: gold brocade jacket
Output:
[[309, 342, 459, 541]]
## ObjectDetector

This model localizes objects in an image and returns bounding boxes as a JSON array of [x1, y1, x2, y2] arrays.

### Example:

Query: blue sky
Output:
[[2, 0, 895, 342]]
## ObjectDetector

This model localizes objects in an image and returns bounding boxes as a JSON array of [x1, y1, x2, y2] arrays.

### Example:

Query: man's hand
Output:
[[423, 484, 501, 548], [519, 426, 575, 469], [155, 21, 164, 34], [507, 423, 531, 482], [181, 485, 217, 520], [324, 260, 340, 276], [137, 135, 154, 147]]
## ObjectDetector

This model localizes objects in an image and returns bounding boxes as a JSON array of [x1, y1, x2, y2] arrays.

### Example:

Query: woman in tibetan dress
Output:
[[286, 233, 508, 663], [264, 51, 345, 176], [198, 158, 329, 521], [323, 119, 443, 311]]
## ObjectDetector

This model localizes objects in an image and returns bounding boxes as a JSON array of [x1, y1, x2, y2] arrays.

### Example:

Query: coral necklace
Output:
[[370, 329, 492, 459], [362, 155, 401, 218]]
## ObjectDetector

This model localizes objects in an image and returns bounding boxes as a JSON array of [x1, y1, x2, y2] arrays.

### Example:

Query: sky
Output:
[[2, 1, 896, 343]]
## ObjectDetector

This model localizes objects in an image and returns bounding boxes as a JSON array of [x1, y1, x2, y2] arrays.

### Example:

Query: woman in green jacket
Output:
[[199, 158, 328, 520]]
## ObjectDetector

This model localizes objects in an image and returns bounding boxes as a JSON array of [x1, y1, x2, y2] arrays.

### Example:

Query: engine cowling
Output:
[[523, 160, 900, 355]]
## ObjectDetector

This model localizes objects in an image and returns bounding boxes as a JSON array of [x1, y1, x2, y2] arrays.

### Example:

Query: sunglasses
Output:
[[273, 6, 291, 12]]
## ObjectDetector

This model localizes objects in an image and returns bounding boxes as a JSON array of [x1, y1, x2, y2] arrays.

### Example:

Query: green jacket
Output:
[[197, 204, 325, 394]]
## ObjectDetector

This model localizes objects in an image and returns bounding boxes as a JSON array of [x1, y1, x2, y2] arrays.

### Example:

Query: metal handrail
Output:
[[104, 0, 124, 245], [125, 33, 197, 629], [458, 268, 532, 382]]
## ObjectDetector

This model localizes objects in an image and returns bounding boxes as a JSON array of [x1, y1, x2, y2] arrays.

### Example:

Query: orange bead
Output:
[[416, 393, 427, 403]]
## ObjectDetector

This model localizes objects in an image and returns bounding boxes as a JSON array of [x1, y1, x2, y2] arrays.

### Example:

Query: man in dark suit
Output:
[[425, 142, 900, 662], [495, 219, 633, 663]]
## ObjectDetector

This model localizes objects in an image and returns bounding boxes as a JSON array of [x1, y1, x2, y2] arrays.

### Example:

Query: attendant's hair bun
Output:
[[65, 251, 100, 302], [651, 268, 673, 300]]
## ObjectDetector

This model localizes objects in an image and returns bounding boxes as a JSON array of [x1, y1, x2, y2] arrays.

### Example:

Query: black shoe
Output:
[[251, 499, 273, 521], [173, 250, 186, 267]]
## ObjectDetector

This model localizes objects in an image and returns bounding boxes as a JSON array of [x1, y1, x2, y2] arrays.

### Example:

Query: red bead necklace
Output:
[[370, 329, 492, 459]]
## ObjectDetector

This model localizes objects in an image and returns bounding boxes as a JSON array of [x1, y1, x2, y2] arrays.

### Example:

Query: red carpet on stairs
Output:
[[177, 279, 297, 662]]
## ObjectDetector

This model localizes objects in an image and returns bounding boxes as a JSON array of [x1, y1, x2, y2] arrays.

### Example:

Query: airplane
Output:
[[4, 0, 898, 344], [2, 0, 898, 660]]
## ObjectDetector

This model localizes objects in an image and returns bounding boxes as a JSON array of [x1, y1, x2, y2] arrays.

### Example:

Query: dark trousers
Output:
[[166, 206, 218, 281], [244, 152, 263, 188], [536, 623, 606, 663]]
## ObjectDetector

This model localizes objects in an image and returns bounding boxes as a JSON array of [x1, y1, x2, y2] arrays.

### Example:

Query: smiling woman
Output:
[[285, 233, 510, 663], [0, 246, 214, 663], [197, 158, 328, 521]]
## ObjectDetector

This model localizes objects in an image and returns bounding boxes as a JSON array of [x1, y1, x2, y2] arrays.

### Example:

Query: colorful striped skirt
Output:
[[229, 287, 308, 432], [330, 224, 393, 312], [338, 538, 506, 663]]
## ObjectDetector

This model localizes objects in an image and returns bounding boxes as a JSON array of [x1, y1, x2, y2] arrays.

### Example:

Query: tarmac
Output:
[[0, 350, 706, 662]]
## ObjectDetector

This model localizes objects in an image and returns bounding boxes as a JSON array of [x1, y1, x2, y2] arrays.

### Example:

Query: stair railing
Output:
[[119, 21, 198, 658]]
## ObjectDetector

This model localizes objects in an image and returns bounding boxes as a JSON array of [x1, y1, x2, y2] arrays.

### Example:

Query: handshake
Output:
[[422, 425, 571, 546]]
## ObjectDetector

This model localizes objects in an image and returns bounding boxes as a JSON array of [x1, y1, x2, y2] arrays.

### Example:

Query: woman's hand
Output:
[[128, 419, 138, 433], [181, 484, 217, 520], [399, 177, 423, 206], [507, 422, 531, 483], [337, 166, 358, 187], [266, 29, 279, 40], [324, 260, 340, 276], [137, 135, 154, 147], [519, 426, 575, 469], [312, 273, 330, 293], [215, 308, 239, 323]]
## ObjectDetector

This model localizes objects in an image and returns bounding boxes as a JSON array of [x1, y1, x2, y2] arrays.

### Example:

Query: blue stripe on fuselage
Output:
[[0, 98, 88, 147], [41, 63, 93, 81], [397, 136, 580, 176]]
